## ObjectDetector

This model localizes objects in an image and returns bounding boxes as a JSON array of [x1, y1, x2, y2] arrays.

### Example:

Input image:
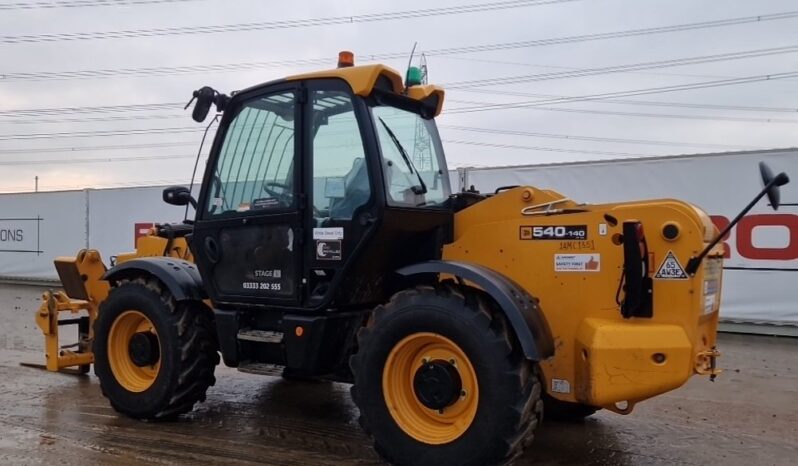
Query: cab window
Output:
[[206, 91, 296, 217], [372, 105, 450, 207], [311, 90, 371, 222]]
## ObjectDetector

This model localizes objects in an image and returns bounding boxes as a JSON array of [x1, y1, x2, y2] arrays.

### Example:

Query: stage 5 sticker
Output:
[[554, 254, 600, 272]]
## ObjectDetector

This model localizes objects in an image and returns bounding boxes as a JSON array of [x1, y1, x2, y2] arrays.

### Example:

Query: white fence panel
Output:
[[88, 186, 193, 259], [0, 190, 87, 280]]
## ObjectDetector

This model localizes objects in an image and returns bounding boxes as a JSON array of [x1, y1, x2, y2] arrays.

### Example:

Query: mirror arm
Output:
[[685, 179, 775, 275]]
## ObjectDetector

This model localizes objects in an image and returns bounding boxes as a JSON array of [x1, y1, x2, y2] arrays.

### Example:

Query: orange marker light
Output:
[[295, 326, 304, 337], [338, 50, 355, 68]]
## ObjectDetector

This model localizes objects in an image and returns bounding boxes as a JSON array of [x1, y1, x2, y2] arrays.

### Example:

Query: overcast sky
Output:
[[1, 0, 798, 193]]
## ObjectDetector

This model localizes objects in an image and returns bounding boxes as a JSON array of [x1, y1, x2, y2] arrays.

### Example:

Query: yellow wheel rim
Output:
[[382, 332, 479, 445], [108, 310, 161, 392]]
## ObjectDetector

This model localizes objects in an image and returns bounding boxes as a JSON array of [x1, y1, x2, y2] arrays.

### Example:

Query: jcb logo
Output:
[[710, 214, 798, 261]]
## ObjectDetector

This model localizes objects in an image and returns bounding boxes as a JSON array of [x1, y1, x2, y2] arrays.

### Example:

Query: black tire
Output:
[[543, 395, 599, 421], [350, 284, 543, 466], [93, 277, 219, 420]]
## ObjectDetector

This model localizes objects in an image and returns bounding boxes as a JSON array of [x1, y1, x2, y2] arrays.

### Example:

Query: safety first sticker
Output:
[[654, 250, 688, 280], [554, 254, 600, 272]]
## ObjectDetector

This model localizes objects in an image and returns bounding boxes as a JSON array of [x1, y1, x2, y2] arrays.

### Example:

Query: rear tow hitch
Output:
[[695, 347, 722, 381]]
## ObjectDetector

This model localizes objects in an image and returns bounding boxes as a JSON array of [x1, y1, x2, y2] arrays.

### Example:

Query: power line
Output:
[[6, 71, 798, 141], [6, 87, 798, 126], [0, 140, 196, 155], [440, 125, 760, 150], [0, 114, 185, 124], [5, 41, 798, 117], [0, 102, 182, 117], [2, 11, 796, 81], [0, 121, 748, 159], [446, 70, 798, 114], [455, 89, 798, 113], [443, 139, 654, 158], [0, 0, 578, 44], [6, 69, 798, 145], [5, 58, 798, 119], [0, 140, 650, 166], [5, 68, 798, 138], [0, 0, 202, 10], [445, 45, 798, 89], [447, 102, 798, 124], [435, 54, 798, 84], [0, 126, 200, 140], [5, 45, 796, 119], [425, 11, 798, 55], [0, 57, 366, 82], [0, 153, 194, 165], [1, 177, 191, 193]]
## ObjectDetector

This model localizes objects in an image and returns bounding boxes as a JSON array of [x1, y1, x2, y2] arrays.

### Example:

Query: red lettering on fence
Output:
[[709, 216, 731, 258], [736, 214, 798, 261], [710, 214, 798, 261], [134, 222, 155, 246]]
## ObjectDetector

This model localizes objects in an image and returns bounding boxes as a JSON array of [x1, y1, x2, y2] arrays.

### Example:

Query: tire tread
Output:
[[350, 283, 543, 466], [94, 277, 219, 420]]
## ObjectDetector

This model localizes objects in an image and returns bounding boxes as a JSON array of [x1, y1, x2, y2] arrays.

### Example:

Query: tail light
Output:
[[620, 221, 653, 318]]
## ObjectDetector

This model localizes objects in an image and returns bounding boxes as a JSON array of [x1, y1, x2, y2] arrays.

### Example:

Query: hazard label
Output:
[[654, 251, 688, 280]]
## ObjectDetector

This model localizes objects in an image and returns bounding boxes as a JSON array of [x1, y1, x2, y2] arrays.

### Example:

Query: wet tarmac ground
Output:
[[1, 284, 797, 465]]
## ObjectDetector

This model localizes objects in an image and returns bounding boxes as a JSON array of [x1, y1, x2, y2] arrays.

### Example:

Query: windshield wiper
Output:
[[378, 117, 427, 195]]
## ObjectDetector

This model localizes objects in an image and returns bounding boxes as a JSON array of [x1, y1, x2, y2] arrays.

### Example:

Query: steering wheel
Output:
[[262, 181, 326, 216], [262, 181, 294, 206]]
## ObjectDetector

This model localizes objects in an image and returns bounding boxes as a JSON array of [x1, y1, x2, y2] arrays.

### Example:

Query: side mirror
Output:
[[190, 87, 215, 123], [185, 86, 230, 123], [163, 186, 197, 208], [686, 161, 790, 274], [759, 161, 790, 210]]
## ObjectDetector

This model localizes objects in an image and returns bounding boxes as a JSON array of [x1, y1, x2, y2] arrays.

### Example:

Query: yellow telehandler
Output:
[[33, 52, 789, 465]]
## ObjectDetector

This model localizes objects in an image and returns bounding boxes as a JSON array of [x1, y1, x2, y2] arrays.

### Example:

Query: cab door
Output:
[[192, 84, 304, 306], [303, 80, 379, 308]]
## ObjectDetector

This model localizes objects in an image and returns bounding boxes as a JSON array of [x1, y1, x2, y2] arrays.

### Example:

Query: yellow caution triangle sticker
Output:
[[654, 250, 688, 280]]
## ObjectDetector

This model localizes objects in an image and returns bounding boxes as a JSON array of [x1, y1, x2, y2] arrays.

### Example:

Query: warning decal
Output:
[[554, 254, 600, 272], [654, 251, 688, 280]]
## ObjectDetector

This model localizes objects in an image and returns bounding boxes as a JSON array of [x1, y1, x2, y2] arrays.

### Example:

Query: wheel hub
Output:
[[128, 331, 160, 367], [382, 332, 479, 444], [413, 359, 462, 410]]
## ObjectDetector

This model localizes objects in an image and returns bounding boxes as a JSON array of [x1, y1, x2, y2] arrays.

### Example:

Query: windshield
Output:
[[372, 105, 450, 207]]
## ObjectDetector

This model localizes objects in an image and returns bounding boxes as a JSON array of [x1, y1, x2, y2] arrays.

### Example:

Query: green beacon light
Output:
[[405, 66, 423, 86]]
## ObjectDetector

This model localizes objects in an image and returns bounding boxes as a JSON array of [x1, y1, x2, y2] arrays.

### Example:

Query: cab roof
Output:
[[286, 64, 445, 117]]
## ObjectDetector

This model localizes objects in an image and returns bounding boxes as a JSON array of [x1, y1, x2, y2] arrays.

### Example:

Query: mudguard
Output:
[[103, 257, 206, 301], [396, 260, 555, 361]]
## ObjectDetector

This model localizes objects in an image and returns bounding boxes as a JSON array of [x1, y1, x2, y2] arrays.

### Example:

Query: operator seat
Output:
[[329, 157, 370, 219]]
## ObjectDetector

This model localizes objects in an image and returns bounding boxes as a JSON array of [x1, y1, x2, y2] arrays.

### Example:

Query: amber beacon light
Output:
[[337, 50, 355, 68]]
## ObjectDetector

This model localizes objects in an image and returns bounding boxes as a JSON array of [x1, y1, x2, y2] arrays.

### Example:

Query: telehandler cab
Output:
[[34, 52, 789, 465]]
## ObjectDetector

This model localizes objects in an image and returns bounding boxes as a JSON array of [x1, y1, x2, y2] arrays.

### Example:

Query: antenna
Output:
[[412, 53, 432, 172], [406, 42, 418, 74]]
